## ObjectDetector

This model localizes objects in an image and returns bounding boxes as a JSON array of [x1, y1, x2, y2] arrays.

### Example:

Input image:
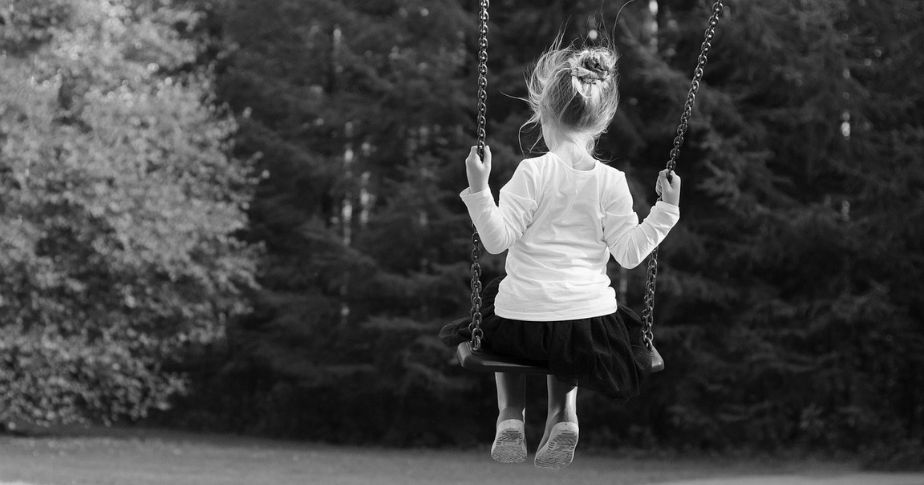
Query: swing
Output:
[[456, 0, 726, 375]]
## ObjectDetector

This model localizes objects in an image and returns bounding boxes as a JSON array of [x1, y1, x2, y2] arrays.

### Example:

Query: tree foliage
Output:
[[155, 0, 923, 457], [160, 0, 490, 443], [643, 0, 924, 454], [0, 0, 257, 426], [173, 0, 924, 455]]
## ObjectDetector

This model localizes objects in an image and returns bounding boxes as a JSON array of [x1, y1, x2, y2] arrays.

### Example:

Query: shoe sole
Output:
[[491, 428, 526, 464], [534, 426, 578, 470]]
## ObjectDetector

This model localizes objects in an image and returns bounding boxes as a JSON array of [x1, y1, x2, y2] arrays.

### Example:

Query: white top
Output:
[[459, 152, 680, 321]]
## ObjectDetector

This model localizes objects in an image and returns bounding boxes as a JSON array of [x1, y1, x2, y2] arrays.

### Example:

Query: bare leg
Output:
[[492, 372, 528, 463], [495, 372, 526, 424], [539, 376, 578, 448]]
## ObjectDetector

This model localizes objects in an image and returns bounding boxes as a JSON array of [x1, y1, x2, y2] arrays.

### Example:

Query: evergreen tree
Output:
[[164, 0, 923, 458], [178, 0, 485, 441], [627, 0, 924, 453]]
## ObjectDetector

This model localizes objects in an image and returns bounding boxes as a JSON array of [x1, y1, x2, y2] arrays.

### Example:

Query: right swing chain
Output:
[[641, 0, 725, 352]]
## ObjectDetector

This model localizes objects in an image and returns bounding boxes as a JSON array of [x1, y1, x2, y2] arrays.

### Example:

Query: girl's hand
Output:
[[465, 145, 492, 193], [655, 169, 681, 206]]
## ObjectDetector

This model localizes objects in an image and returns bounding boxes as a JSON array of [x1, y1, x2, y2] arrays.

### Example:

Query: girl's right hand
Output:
[[655, 169, 681, 206], [465, 145, 492, 193]]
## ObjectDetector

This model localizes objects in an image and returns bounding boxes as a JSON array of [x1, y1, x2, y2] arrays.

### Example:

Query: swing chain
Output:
[[476, 0, 489, 160], [641, 0, 724, 351], [468, 0, 490, 352], [469, 231, 484, 349]]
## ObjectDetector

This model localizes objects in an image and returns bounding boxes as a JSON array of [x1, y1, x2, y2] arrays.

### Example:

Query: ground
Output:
[[0, 429, 921, 485]]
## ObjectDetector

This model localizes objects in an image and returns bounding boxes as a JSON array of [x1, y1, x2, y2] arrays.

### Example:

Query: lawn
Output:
[[0, 429, 921, 485]]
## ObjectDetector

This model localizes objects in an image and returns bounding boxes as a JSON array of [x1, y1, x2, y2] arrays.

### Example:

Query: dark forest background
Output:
[[1, 0, 922, 466]]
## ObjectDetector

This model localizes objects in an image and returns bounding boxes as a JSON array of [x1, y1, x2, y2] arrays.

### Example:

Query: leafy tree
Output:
[[0, 0, 257, 427]]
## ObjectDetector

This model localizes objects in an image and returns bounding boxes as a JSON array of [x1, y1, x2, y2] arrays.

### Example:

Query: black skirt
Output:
[[439, 277, 651, 401]]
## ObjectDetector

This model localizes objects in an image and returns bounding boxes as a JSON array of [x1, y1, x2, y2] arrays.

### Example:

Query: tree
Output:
[[0, 0, 257, 427], [161, 0, 923, 458], [628, 0, 924, 454], [160, 0, 485, 442]]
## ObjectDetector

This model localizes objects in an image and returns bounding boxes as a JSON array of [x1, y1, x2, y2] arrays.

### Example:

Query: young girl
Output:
[[442, 43, 680, 469]]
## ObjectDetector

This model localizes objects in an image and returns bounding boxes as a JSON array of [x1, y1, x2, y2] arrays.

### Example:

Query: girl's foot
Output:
[[490, 419, 527, 464], [534, 422, 579, 470]]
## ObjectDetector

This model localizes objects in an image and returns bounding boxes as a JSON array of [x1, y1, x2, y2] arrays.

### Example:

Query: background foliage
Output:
[[0, 0, 257, 426], [2, 0, 921, 462]]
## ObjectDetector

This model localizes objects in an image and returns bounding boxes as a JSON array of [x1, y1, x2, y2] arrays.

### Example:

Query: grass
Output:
[[1, 428, 922, 485]]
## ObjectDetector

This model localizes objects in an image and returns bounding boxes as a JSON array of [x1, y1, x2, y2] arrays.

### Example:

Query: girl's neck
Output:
[[548, 138, 595, 170]]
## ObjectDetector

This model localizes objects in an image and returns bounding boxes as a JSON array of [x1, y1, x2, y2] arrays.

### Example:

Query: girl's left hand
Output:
[[465, 145, 492, 193]]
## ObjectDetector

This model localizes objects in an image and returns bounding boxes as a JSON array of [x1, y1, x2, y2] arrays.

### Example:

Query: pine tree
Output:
[[187, 0, 485, 441], [627, 0, 924, 452], [165, 0, 923, 456]]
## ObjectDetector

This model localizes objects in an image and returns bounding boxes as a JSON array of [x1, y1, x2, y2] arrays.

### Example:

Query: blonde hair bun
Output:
[[570, 49, 617, 85], [525, 42, 620, 140]]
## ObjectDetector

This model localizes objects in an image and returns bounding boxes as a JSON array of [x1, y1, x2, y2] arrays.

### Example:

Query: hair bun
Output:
[[570, 49, 616, 85]]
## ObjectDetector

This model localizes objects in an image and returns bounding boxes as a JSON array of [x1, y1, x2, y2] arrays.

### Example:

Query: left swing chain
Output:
[[469, 0, 490, 351]]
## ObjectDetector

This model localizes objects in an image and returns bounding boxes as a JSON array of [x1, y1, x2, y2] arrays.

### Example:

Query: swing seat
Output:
[[455, 341, 551, 374], [457, 341, 665, 375]]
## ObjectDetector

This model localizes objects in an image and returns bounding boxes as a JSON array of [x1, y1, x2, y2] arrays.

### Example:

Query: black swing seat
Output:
[[458, 340, 665, 375], [455, 341, 551, 374]]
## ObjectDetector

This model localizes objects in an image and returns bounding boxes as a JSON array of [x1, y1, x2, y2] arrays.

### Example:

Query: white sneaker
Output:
[[490, 419, 527, 464], [534, 422, 579, 469]]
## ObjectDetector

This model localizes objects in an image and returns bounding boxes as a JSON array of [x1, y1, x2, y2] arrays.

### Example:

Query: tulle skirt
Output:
[[439, 277, 651, 401]]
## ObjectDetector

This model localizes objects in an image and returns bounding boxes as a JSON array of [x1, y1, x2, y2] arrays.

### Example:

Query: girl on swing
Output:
[[441, 41, 681, 469]]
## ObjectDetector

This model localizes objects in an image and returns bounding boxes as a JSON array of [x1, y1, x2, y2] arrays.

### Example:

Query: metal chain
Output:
[[641, 0, 724, 351], [468, 0, 490, 351]]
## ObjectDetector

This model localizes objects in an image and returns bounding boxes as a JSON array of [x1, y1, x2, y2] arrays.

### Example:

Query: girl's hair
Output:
[[525, 38, 620, 147]]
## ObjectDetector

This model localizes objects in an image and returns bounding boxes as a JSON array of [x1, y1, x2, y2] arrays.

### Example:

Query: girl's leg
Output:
[[539, 376, 578, 448], [492, 372, 527, 463], [495, 372, 526, 424]]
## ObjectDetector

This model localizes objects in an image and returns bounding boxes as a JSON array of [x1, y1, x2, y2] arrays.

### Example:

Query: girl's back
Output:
[[463, 148, 677, 321], [495, 152, 622, 319]]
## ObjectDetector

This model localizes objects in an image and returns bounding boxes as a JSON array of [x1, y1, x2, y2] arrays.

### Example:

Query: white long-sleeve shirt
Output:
[[460, 152, 680, 321]]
